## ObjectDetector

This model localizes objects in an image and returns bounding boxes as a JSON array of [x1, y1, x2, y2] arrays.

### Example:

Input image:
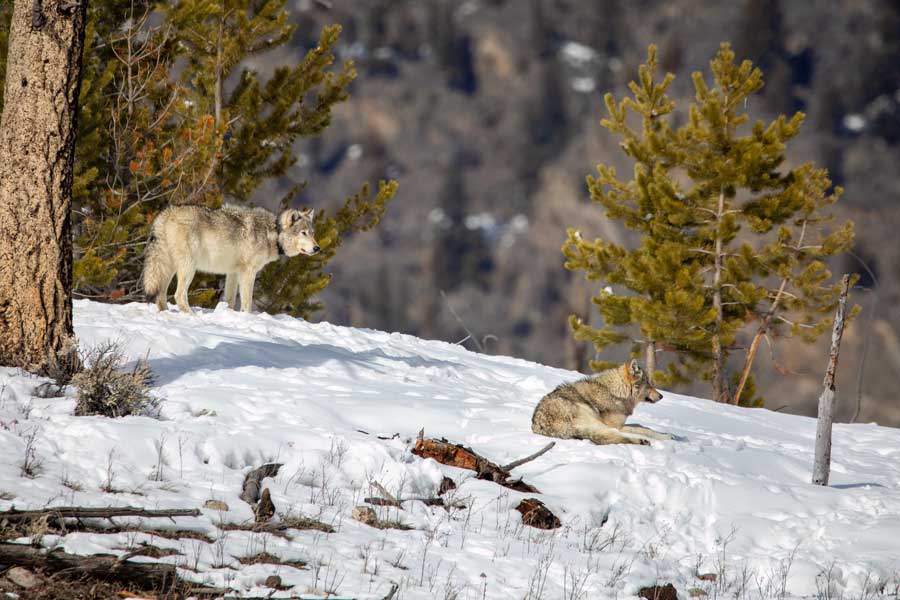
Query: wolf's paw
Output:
[[632, 437, 651, 446]]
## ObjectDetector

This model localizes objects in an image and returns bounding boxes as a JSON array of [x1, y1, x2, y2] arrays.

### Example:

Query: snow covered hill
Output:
[[1, 301, 899, 599]]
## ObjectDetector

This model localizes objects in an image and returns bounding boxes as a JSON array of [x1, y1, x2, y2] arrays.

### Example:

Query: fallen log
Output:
[[0, 506, 199, 527], [240, 463, 282, 524], [239, 463, 282, 505], [411, 430, 544, 493], [0, 543, 178, 590]]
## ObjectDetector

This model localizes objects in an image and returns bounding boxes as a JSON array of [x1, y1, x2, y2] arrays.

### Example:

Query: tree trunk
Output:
[[645, 339, 656, 385], [0, 0, 87, 371], [710, 187, 728, 403], [214, 14, 223, 127], [812, 274, 851, 486]]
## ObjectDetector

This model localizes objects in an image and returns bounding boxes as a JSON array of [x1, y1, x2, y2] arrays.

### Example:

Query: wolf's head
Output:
[[621, 359, 663, 404], [277, 208, 320, 257]]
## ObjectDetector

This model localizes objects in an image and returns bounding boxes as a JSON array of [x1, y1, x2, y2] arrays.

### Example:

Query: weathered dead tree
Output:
[[0, 543, 178, 589], [812, 274, 851, 486], [412, 430, 550, 493], [0, 0, 87, 371]]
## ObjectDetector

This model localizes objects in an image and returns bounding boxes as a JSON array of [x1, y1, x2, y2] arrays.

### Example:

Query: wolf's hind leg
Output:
[[156, 271, 175, 311], [223, 273, 238, 309], [174, 263, 196, 314], [621, 425, 674, 441]]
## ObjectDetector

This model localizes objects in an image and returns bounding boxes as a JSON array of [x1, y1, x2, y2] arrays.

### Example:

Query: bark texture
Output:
[[0, 0, 87, 371]]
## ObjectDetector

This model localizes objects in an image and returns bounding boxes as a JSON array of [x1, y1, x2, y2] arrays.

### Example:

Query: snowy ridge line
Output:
[[0, 300, 898, 599]]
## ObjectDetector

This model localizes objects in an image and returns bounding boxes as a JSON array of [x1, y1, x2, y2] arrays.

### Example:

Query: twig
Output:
[[500, 442, 555, 472], [382, 581, 400, 600], [440, 290, 495, 353], [372, 481, 401, 506]]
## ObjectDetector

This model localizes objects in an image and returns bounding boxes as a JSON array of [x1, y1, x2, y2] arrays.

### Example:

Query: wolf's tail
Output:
[[142, 230, 173, 301]]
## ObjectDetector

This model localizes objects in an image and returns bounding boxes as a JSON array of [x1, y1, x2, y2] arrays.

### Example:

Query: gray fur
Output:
[[143, 204, 319, 313], [531, 359, 671, 445]]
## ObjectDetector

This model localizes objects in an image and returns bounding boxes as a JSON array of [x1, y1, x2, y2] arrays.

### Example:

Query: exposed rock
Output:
[[639, 583, 679, 600], [438, 476, 456, 495], [6, 567, 43, 589], [203, 499, 229, 512], [515, 498, 560, 530], [351, 505, 378, 526]]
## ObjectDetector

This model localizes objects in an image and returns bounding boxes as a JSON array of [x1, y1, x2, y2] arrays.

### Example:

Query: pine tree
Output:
[[563, 45, 714, 385], [72, 3, 222, 301], [731, 164, 855, 404], [163, 1, 349, 201], [567, 43, 855, 405]]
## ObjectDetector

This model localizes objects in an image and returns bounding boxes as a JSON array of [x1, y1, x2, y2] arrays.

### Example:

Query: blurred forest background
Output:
[[272, 0, 900, 424], [6, 0, 898, 423]]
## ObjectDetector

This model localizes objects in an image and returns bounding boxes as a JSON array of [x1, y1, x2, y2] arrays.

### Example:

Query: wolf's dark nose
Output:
[[313, 246, 320, 253]]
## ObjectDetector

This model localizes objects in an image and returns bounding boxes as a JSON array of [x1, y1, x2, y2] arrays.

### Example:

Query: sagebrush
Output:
[[72, 342, 159, 418]]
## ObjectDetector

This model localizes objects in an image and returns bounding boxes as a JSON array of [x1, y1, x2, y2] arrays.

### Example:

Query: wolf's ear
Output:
[[279, 209, 301, 230], [629, 359, 643, 377]]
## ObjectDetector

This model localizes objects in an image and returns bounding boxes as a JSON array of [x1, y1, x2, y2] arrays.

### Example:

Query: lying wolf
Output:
[[143, 205, 319, 313], [532, 359, 672, 445]]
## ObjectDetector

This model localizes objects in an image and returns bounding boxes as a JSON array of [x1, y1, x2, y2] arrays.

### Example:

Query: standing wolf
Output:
[[532, 359, 672, 445], [143, 205, 319, 313]]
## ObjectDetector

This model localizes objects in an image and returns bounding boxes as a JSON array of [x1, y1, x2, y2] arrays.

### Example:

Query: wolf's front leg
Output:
[[621, 425, 674, 441], [223, 273, 238, 309], [238, 271, 256, 312], [574, 425, 651, 446]]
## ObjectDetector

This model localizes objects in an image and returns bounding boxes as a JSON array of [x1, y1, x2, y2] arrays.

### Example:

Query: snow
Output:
[[843, 114, 867, 133], [560, 41, 598, 67], [2, 300, 900, 599], [571, 76, 597, 94]]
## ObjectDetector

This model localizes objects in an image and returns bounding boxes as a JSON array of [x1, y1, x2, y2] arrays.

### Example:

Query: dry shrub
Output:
[[72, 342, 159, 418], [34, 337, 82, 398]]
